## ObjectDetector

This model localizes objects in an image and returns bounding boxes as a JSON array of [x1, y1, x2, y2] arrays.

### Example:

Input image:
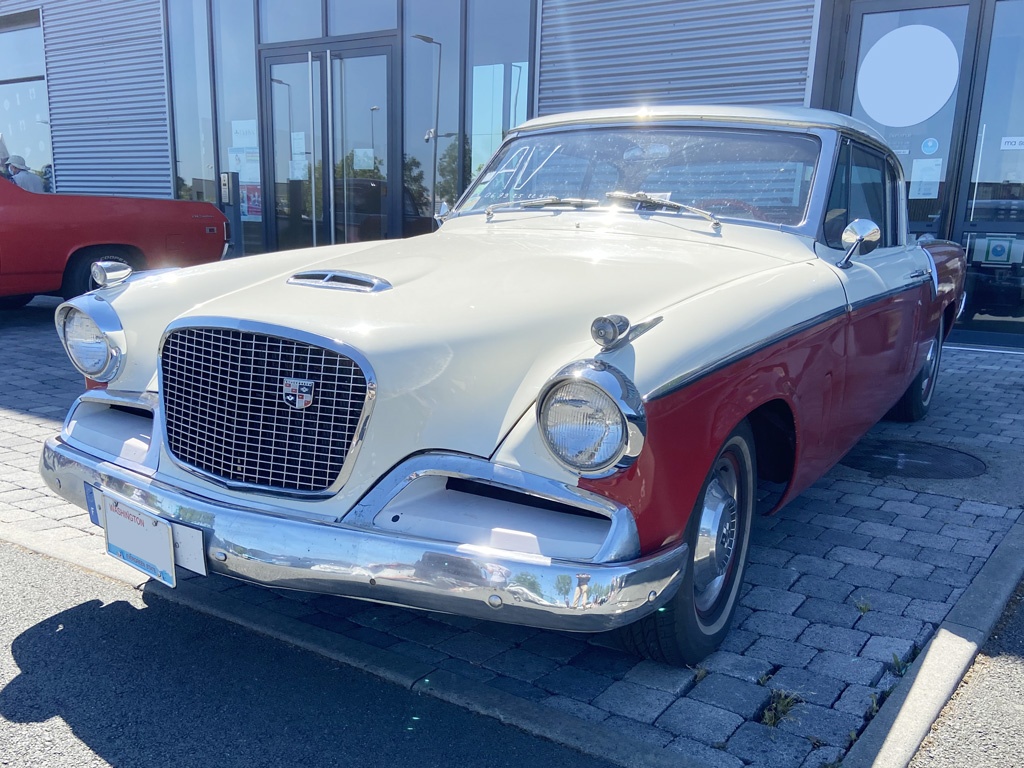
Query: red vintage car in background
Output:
[[0, 180, 230, 308]]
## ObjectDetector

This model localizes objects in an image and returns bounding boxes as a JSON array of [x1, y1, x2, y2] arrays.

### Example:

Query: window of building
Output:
[[168, 0, 215, 202], [0, 10, 53, 191]]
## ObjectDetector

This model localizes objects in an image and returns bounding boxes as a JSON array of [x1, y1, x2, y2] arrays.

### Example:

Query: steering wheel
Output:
[[700, 198, 766, 221]]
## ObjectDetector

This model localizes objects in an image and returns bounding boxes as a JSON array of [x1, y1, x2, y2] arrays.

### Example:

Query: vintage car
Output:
[[0, 180, 230, 308], [40, 106, 966, 665]]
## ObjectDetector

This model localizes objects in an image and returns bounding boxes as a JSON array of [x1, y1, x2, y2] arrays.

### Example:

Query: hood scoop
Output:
[[287, 270, 393, 294]]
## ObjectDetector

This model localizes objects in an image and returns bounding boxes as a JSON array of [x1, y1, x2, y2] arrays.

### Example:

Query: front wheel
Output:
[[618, 420, 756, 666], [888, 318, 943, 422]]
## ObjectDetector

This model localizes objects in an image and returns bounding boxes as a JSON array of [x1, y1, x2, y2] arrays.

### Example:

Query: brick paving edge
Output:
[[0, 522, 694, 768], [843, 520, 1024, 768]]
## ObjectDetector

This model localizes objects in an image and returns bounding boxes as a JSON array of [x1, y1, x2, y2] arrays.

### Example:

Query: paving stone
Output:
[[389, 617, 461, 647], [848, 587, 912, 616], [726, 721, 813, 768], [488, 675, 549, 702], [434, 631, 512, 663], [833, 683, 885, 717], [745, 563, 801, 590], [790, 575, 855, 602], [703, 650, 773, 683], [903, 530, 957, 551], [817, 528, 873, 549], [958, 500, 1009, 518], [666, 737, 744, 768], [536, 665, 613, 701], [482, 649, 561, 682], [866, 538, 922, 559], [518, 631, 587, 663], [940, 523, 992, 543], [656, 697, 744, 744], [438, 657, 498, 683], [855, 612, 925, 641], [929, 567, 973, 589], [743, 637, 817, 668], [602, 715, 676, 747], [802, 746, 847, 768], [835, 563, 897, 591], [874, 555, 935, 578], [827, 546, 881, 568], [774, 519, 826, 539], [860, 635, 915, 664], [872, 487, 918, 502], [766, 667, 846, 707], [809, 512, 861, 532], [389, 640, 449, 665], [806, 650, 885, 686], [741, 610, 810, 641], [831, 480, 877, 495], [927, 508, 979, 527], [890, 576, 954, 602], [689, 673, 772, 720], [904, 598, 952, 624], [775, 536, 833, 558], [799, 623, 869, 655], [741, 585, 807, 615], [721, 628, 758, 654], [795, 598, 862, 629], [623, 659, 697, 695], [787, 554, 844, 578], [345, 626, 402, 649], [953, 540, 996, 558], [591, 680, 675, 724], [779, 702, 863, 748], [474, 620, 540, 645], [541, 695, 610, 724], [892, 514, 946, 534], [748, 544, 795, 567], [842, 494, 886, 510], [570, 646, 638, 680]]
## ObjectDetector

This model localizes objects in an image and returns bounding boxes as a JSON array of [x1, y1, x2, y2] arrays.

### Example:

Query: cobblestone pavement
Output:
[[2, 296, 1023, 768]]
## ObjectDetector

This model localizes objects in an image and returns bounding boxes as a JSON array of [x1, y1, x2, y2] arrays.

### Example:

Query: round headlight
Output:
[[540, 378, 627, 473], [62, 309, 112, 376]]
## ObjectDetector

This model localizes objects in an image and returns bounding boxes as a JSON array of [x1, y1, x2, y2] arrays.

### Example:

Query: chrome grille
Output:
[[161, 328, 368, 493]]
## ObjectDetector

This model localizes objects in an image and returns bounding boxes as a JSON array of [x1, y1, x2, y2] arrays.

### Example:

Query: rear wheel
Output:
[[618, 420, 756, 666], [0, 294, 33, 310], [888, 318, 943, 422], [61, 251, 135, 300]]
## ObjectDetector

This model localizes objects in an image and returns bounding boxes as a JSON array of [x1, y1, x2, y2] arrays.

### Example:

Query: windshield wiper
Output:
[[606, 191, 721, 230], [485, 196, 601, 219]]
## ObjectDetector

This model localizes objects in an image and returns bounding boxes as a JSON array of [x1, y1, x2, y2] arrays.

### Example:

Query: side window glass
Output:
[[824, 141, 850, 248], [849, 144, 890, 247]]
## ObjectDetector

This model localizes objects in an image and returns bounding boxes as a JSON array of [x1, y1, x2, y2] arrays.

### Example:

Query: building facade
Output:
[[1, 0, 1021, 345]]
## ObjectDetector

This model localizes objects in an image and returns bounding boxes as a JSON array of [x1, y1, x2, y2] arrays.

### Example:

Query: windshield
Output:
[[456, 126, 821, 226]]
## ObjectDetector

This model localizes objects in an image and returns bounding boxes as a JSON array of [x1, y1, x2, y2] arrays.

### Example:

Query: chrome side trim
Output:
[[647, 305, 848, 402], [157, 317, 377, 499], [342, 452, 641, 563], [287, 270, 393, 293], [847, 280, 931, 313]]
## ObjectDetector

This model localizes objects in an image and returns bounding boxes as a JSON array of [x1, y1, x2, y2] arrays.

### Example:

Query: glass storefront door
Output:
[[263, 45, 393, 252], [952, 0, 1024, 339]]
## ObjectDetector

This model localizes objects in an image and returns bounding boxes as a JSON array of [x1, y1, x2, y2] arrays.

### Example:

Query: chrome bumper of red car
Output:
[[41, 436, 687, 632]]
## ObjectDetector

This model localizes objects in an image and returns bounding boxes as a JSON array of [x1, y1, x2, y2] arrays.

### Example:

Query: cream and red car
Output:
[[0, 180, 230, 308], [40, 106, 966, 665]]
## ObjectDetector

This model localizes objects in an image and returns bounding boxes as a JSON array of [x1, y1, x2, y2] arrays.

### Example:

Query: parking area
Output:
[[2, 296, 1023, 768]]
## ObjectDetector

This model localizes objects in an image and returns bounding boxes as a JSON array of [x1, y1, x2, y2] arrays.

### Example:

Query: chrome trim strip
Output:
[[287, 270, 393, 293], [536, 360, 647, 479], [41, 438, 685, 632], [341, 452, 641, 563], [646, 305, 848, 402], [847, 280, 931, 313], [157, 317, 377, 499]]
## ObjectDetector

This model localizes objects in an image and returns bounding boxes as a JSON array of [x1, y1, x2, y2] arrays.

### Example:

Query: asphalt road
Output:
[[910, 577, 1024, 768], [0, 540, 616, 768]]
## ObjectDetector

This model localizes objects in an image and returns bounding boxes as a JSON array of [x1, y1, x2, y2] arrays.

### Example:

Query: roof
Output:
[[514, 105, 886, 145]]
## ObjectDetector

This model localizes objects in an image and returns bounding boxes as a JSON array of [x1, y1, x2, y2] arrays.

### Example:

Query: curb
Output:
[[843, 520, 1024, 768]]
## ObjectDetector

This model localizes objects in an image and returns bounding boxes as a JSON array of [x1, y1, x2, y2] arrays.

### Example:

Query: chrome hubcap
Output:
[[693, 459, 739, 613]]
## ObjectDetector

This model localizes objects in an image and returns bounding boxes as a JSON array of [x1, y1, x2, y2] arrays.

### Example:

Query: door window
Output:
[[824, 141, 894, 249]]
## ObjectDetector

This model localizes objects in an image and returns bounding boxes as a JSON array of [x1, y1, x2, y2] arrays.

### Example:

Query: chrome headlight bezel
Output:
[[55, 299, 125, 382], [537, 360, 646, 478]]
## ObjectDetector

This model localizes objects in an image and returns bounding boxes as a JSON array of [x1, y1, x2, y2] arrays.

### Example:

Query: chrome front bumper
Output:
[[41, 436, 687, 632]]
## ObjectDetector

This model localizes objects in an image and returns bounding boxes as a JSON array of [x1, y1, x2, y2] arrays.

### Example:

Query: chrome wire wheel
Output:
[[693, 455, 740, 615]]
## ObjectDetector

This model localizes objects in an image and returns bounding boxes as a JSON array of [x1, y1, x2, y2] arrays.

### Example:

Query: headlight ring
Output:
[[55, 302, 125, 382], [537, 360, 646, 477]]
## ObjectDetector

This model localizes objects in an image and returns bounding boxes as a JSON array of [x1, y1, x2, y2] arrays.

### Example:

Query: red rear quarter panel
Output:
[[922, 239, 967, 329], [0, 182, 226, 296]]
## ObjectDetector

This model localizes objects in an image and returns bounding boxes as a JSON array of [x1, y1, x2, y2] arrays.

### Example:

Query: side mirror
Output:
[[836, 218, 881, 268]]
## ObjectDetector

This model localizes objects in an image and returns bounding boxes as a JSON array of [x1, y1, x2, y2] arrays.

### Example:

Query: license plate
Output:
[[102, 493, 177, 587]]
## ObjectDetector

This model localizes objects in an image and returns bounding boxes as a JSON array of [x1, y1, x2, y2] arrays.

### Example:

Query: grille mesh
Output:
[[161, 328, 368, 492]]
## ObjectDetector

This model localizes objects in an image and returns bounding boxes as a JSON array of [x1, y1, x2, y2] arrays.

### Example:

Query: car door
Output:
[[820, 138, 936, 451]]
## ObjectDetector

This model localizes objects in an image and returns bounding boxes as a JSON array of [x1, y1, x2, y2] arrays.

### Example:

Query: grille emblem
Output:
[[283, 378, 315, 409]]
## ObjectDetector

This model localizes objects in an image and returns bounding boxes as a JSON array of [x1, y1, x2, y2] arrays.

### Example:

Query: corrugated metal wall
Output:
[[7, 0, 172, 197], [537, 0, 817, 115]]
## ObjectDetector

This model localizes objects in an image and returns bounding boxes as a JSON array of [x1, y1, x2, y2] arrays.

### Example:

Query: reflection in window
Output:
[[168, 0, 214, 201], [467, 0, 531, 181], [0, 10, 52, 191], [213, 0, 264, 253], [259, 0, 322, 43], [328, 0, 397, 36]]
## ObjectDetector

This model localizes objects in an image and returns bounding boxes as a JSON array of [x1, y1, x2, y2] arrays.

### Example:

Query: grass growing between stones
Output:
[[761, 689, 802, 727]]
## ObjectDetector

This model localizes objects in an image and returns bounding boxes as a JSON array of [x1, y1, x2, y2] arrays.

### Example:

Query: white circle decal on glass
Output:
[[856, 25, 959, 128]]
